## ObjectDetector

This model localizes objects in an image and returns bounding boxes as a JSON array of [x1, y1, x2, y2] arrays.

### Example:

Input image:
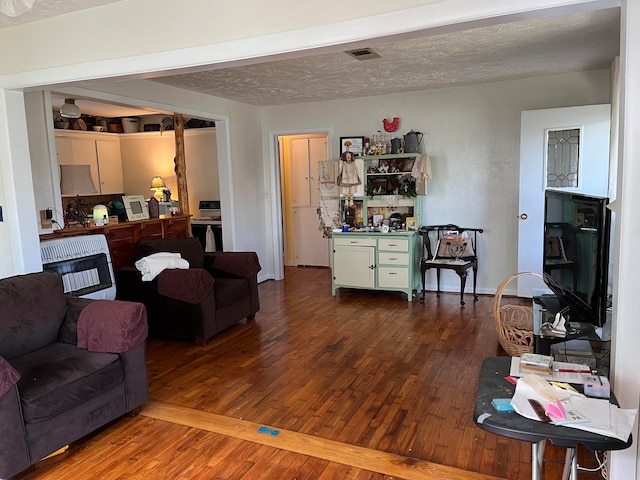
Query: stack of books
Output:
[[520, 353, 554, 375]]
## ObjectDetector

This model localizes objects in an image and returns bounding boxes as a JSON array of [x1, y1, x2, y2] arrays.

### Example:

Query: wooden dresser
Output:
[[39, 215, 190, 270]]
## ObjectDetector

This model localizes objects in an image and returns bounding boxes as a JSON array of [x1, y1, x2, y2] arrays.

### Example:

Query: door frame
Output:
[[268, 127, 333, 280]]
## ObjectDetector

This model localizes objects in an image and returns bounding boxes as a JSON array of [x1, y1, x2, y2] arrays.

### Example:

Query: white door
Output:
[[289, 135, 330, 267], [517, 104, 611, 297]]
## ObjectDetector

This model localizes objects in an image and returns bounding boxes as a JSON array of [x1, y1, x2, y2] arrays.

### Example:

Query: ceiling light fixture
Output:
[[59, 99, 81, 119], [0, 0, 37, 17]]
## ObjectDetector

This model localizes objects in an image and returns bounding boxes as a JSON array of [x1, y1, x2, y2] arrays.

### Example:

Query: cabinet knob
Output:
[[369, 264, 376, 270]]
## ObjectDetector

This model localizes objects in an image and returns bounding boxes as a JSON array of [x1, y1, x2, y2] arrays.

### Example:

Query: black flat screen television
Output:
[[543, 190, 610, 327]]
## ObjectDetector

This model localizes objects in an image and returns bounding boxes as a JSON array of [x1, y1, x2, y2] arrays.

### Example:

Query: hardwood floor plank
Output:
[[13, 267, 607, 479], [142, 400, 503, 480]]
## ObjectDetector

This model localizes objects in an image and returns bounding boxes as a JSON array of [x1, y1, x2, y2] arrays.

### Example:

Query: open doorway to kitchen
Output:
[[277, 132, 331, 268]]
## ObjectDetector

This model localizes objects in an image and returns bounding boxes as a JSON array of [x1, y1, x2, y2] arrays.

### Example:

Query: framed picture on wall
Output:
[[339, 136, 364, 156]]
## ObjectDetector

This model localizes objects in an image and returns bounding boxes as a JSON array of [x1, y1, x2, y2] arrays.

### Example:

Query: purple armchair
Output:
[[0, 271, 148, 479]]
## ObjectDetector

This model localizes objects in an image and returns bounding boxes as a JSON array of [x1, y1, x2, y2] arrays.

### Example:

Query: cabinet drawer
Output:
[[378, 252, 409, 265], [334, 237, 376, 247], [378, 267, 409, 288], [378, 238, 409, 252]]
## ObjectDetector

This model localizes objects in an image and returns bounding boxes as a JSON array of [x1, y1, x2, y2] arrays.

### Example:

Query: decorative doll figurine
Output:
[[337, 150, 361, 206]]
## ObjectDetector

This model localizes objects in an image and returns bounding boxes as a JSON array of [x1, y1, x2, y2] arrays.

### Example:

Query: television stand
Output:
[[532, 294, 610, 374]]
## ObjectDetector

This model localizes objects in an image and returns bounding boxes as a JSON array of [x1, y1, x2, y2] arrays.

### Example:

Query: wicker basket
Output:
[[493, 272, 544, 357]]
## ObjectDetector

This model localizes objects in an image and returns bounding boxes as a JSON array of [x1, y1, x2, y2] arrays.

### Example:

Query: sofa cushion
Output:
[[137, 238, 204, 269], [11, 342, 122, 423], [0, 272, 66, 360], [214, 278, 250, 309]]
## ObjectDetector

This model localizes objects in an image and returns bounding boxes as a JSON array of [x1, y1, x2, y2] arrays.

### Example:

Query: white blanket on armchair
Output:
[[134, 252, 189, 281]]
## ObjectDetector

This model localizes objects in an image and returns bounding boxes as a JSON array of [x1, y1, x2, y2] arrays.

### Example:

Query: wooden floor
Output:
[[15, 267, 607, 479]]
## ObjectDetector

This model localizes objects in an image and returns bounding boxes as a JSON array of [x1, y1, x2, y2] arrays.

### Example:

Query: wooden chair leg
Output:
[[436, 269, 441, 297], [472, 266, 479, 301], [420, 263, 427, 303], [457, 270, 468, 306]]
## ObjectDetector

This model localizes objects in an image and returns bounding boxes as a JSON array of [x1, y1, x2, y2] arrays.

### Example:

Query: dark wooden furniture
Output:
[[474, 357, 631, 480], [419, 224, 483, 306], [40, 215, 190, 270]]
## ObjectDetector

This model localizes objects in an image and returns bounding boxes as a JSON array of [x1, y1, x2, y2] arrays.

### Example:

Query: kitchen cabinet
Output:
[[331, 231, 420, 301], [55, 131, 124, 195]]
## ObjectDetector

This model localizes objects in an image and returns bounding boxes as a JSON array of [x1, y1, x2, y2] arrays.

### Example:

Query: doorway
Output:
[[278, 133, 330, 268]]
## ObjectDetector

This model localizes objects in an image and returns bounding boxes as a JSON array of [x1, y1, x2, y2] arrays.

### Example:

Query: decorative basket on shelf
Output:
[[493, 272, 544, 357]]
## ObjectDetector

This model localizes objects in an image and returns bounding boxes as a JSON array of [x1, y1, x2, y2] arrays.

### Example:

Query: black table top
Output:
[[474, 357, 632, 450]]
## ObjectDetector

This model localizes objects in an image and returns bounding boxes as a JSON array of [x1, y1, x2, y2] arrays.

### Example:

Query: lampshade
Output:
[[150, 176, 166, 189], [59, 99, 81, 119], [60, 164, 98, 195], [0, 0, 36, 17]]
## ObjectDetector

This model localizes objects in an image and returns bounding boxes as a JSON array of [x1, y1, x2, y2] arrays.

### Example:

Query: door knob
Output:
[[519, 213, 528, 220]]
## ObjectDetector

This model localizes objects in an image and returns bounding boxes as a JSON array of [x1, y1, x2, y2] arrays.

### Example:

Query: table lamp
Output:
[[150, 176, 166, 201]]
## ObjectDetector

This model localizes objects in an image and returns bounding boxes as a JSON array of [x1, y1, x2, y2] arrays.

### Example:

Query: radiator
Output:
[[40, 234, 116, 300]]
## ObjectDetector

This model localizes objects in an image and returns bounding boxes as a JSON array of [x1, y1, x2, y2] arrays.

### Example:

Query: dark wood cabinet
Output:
[[40, 215, 190, 270]]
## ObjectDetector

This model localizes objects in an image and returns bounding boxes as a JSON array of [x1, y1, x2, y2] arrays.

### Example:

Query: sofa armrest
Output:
[[204, 251, 261, 279], [77, 300, 148, 353], [0, 356, 20, 399], [157, 268, 214, 304], [0, 379, 29, 479]]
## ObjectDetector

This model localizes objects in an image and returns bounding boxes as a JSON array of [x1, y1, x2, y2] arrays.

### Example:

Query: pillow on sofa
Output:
[[0, 272, 66, 360]]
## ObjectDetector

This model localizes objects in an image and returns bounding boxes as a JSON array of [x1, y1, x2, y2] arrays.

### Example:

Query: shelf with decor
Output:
[[346, 153, 421, 229]]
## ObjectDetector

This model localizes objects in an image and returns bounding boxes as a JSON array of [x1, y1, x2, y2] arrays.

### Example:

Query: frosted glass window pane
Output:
[[547, 129, 580, 188]]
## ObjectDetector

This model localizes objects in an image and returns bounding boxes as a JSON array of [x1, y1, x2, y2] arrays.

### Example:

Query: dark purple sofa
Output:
[[0, 271, 148, 479], [115, 237, 261, 345]]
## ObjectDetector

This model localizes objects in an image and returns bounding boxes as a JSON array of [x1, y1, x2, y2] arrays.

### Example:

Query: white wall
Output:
[[262, 69, 611, 293], [119, 128, 219, 217]]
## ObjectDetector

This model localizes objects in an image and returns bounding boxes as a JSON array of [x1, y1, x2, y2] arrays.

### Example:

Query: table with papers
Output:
[[474, 357, 634, 480]]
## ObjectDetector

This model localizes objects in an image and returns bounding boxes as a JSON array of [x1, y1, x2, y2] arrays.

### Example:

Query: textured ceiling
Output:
[[1, 2, 620, 110], [150, 8, 620, 106]]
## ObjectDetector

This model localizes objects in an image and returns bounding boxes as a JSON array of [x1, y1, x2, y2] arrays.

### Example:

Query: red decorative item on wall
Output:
[[383, 117, 400, 132]]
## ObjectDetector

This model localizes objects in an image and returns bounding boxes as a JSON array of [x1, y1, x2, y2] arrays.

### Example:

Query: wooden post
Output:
[[173, 113, 190, 218]]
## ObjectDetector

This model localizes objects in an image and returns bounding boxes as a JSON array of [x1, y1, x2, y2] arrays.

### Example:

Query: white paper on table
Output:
[[511, 374, 637, 441]]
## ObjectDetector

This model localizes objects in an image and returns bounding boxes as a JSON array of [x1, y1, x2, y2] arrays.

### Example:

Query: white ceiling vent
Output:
[[345, 48, 381, 60]]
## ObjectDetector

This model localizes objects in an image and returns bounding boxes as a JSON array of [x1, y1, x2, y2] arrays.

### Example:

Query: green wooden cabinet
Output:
[[331, 231, 421, 301]]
